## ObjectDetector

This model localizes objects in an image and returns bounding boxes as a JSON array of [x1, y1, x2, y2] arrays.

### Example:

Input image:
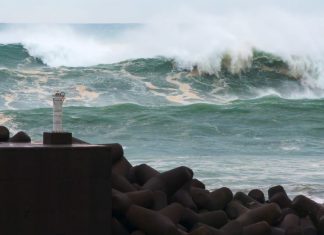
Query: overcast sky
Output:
[[0, 0, 323, 23]]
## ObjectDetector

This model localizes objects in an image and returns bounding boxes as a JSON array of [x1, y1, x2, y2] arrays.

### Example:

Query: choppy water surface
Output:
[[0, 23, 324, 201]]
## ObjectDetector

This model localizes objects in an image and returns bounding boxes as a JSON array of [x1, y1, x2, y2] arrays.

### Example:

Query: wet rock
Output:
[[210, 187, 233, 210], [9, 131, 31, 143], [151, 190, 168, 210], [225, 200, 249, 219], [236, 203, 281, 226], [191, 179, 205, 189], [270, 227, 285, 235], [292, 195, 324, 234], [0, 126, 9, 142], [242, 221, 271, 235], [129, 164, 159, 185], [268, 185, 292, 209], [159, 202, 185, 225], [171, 181, 198, 211], [109, 143, 124, 164], [112, 171, 137, 192], [181, 208, 228, 230], [112, 217, 130, 235], [71, 137, 89, 144], [126, 204, 181, 235], [234, 192, 261, 209], [279, 213, 302, 235], [143, 166, 193, 197], [110, 155, 322, 235], [248, 189, 265, 204], [130, 231, 146, 235], [113, 155, 133, 178], [300, 216, 317, 235]]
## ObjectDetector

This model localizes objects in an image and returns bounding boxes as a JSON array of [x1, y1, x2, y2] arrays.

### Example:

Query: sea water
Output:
[[0, 22, 323, 201]]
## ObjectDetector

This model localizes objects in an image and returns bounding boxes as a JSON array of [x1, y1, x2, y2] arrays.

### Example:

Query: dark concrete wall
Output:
[[0, 144, 112, 235]]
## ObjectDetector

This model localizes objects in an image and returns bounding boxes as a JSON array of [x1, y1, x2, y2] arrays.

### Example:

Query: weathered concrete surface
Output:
[[0, 143, 112, 235]]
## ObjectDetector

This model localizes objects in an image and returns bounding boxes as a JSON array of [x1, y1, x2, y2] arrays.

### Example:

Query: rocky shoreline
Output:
[[1, 125, 324, 235], [112, 147, 324, 235]]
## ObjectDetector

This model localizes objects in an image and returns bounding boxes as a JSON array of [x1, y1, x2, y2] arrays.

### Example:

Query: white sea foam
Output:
[[0, 113, 12, 125], [0, 7, 323, 99], [127, 154, 324, 200]]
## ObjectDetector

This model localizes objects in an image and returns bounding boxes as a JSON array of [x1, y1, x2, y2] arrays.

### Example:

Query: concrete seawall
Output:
[[0, 143, 116, 235]]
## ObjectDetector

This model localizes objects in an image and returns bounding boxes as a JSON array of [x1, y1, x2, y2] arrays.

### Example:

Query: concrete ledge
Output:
[[0, 143, 112, 235], [43, 132, 73, 145]]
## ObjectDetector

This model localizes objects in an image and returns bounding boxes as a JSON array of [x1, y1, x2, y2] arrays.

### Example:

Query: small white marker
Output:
[[52, 91, 65, 133]]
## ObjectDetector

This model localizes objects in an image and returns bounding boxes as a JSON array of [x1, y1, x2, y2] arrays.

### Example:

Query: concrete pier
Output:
[[0, 143, 113, 235]]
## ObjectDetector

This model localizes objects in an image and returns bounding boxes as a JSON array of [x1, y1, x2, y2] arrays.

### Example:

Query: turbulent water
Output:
[[0, 23, 324, 201]]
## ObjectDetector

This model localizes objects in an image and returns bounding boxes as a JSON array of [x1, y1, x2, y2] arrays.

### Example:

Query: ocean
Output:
[[0, 23, 323, 202]]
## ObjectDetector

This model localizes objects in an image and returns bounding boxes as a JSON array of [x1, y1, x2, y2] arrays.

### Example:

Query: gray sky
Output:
[[0, 0, 323, 23]]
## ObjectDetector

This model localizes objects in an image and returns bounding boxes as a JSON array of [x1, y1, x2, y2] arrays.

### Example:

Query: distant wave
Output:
[[0, 20, 323, 80], [0, 20, 324, 107], [1, 43, 324, 103], [0, 42, 315, 82], [0, 56, 324, 111]]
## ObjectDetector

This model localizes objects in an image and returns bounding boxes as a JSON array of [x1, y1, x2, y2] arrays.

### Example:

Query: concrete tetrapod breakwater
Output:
[[113, 155, 324, 235], [1, 125, 324, 235]]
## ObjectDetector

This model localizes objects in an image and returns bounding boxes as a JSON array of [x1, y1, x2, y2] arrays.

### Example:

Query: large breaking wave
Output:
[[0, 8, 324, 105]]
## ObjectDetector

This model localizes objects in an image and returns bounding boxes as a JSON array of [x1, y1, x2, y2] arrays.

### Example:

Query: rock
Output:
[[171, 181, 198, 211], [152, 190, 168, 210], [129, 164, 159, 185], [110, 155, 323, 235], [181, 208, 228, 230], [159, 202, 185, 225], [112, 172, 137, 193], [220, 220, 243, 235], [191, 179, 205, 189], [292, 195, 324, 234], [112, 189, 133, 216], [300, 216, 317, 235], [190, 223, 241, 235], [143, 166, 193, 197], [130, 231, 146, 235], [242, 221, 271, 235], [210, 187, 233, 210], [112, 217, 130, 235], [109, 143, 124, 164], [198, 211, 228, 229], [71, 137, 89, 144], [234, 192, 261, 209], [279, 213, 302, 235], [236, 203, 281, 226], [190, 188, 214, 210], [275, 208, 297, 224], [248, 189, 265, 203], [225, 200, 249, 219], [113, 155, 133, 178], [0, 126, 9, 142], [127, 190, 154, 209], [270, 227, 285, 235], [268, 185, 292, 209], [9, 131, 31, 143], [126, 204, 181, 235]]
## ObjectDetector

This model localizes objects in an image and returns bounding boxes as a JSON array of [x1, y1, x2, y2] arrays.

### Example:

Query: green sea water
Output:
[[0, 24, 323, 201]]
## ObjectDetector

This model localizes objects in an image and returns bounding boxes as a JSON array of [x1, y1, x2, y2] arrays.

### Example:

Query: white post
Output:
[[52, 91, 65, 133]]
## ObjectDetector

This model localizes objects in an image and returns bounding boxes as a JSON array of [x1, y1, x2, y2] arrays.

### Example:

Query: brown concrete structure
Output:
[[43, 132, 73, 145], [0, 143, 112, 235]]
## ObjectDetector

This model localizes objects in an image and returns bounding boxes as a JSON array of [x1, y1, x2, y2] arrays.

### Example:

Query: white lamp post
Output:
[[43, 91, 72, 145], [52, 91, 65, 133]]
